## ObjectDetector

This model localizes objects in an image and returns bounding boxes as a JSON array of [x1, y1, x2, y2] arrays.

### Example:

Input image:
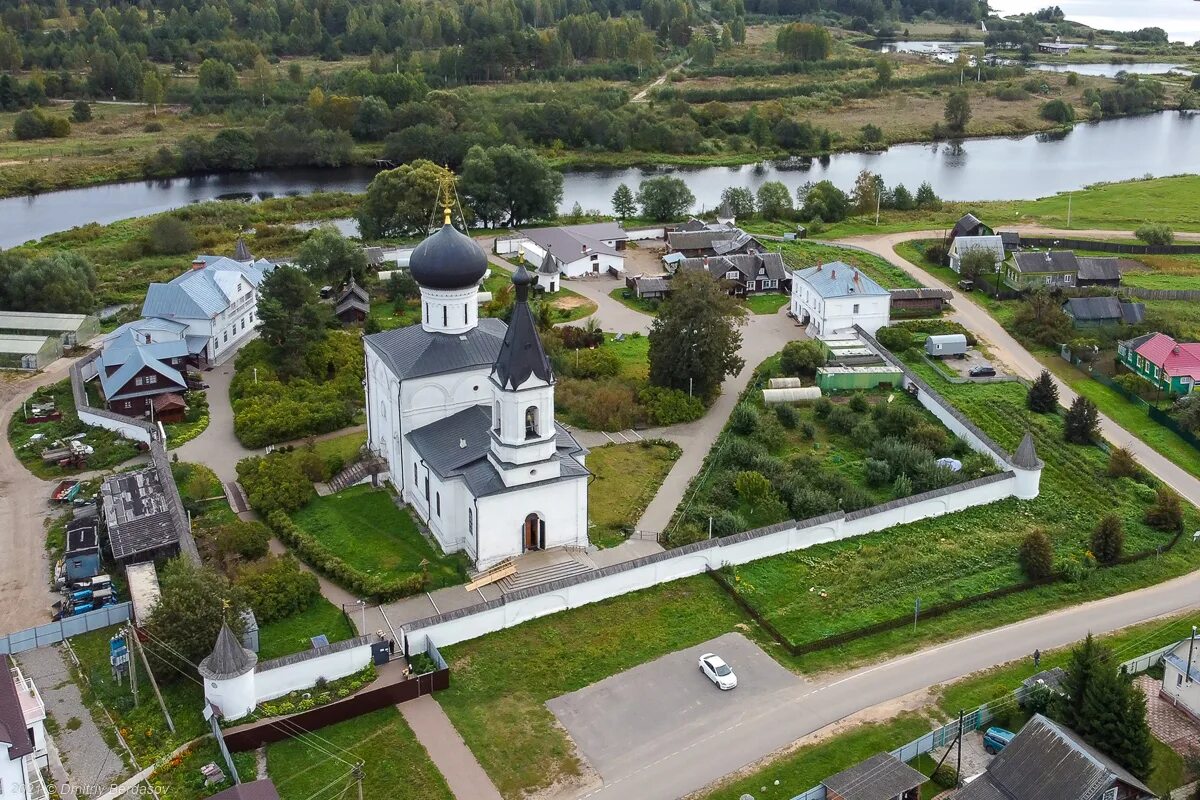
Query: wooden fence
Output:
[[1019, 236, 1200, 256], [1119, 287, 1200, 302]]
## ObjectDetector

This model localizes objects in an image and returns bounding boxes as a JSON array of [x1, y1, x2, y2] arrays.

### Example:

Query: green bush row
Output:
[[267, 511, 425, 601]]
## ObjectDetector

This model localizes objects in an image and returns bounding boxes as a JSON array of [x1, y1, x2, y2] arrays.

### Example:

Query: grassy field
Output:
[[720, 361, 1198, 672], [267, 707, 452, 800], [311, 430, 368, 466], [609, 285, 662, 315], [603, 332, 651, 380], [7, 378, 141, 479], [743, 292, 790, 315], [774, 238, 923, 289], [289, 485, 465, 591], [587, 440, 681, 547], [438, 577, 763, 799], [256, 596, 357, 661]]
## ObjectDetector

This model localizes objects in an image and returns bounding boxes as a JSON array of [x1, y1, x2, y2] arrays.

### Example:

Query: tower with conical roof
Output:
[[199, 623, 258, 720], [1010, 431, 1043, 500], [408, 175, 488, 335], [488, 263, 559, 487], [536, 246, 560, 294]]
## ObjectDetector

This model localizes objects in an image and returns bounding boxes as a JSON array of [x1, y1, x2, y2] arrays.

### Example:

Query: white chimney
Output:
[[459, 438, 467, 449]]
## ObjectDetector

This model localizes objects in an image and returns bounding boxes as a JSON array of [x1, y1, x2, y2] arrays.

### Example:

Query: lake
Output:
[[987, 0, 1200, 45], [1, 112, 1197, 247]]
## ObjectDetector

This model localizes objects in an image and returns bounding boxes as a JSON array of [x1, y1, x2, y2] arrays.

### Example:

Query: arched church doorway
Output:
[[523, 513, 545, 552]]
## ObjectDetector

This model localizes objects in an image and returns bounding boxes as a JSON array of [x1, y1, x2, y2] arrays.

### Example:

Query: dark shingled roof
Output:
[[0, 654, 35, 759], [1076, 257, 1121, 282], [679, 252, 788, 283], [66, 517, 99, 554], [538, 246, 559, 275], [234, 238, 252, 262], [955, 714, 1155, 800], [1064, 296, 1143, 324], [364, 318, 507, 381], [822, 752, 925, 800], [1012, 432, 1043, 470], [889, 287, 953, 301], [199, 623, 258, 680], [1013, 251, 1079, 274], [491, 265, 553, 391], [952, 213, 987, 240], [407, 404, 588, 498], [101, 466, 180, 562], [409, 222, 489, 290], [667, 228, 738, 252], [209, 780, 281, 800]]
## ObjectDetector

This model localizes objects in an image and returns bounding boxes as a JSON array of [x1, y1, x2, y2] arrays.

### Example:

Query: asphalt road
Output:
[[580, 570, 1200, 800], [548, 633, 802, 784]]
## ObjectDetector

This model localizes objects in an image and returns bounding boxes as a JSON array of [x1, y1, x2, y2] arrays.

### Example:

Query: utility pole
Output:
[[956, 709, 964, 787], [1067, 193, 1072, 229], [875, 188, 881, 227], [1188, 626, 1197, 683], [133, 633, 175, 733], [126, 626, 139, 707], [708, 516, 713, 540]]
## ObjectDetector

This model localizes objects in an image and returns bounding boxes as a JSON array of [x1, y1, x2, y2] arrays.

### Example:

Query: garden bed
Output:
[[587, 440, 681, 547], [7, 379, 141, 479]]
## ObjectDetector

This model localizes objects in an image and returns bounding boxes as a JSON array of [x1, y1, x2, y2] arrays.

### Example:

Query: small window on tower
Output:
[[525, 406, 539, 440], [443, 306, 448, 327]]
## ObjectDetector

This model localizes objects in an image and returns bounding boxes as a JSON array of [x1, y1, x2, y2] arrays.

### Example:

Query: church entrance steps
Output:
[[499, 555, 593, 594]]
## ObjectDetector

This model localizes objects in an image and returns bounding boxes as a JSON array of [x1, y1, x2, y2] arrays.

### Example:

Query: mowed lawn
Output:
[[256, 596, 357, 661], [267, 707, 451, 800], [289, 485, 465, 590], [438, 577, 761, 799], [743, 292, 790, 315], [587, 441, 681, 547]]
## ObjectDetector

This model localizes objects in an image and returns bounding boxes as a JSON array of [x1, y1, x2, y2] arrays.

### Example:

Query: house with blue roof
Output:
[[96, 319, 190, 420], [140, 243, 275, 366], [790, 261, 891, 338], [1159, 635, 1200, 725]]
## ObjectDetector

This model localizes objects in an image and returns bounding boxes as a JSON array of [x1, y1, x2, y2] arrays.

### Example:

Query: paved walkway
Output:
[[837, 228, 1200, 508], [18, 645, 128, 798], [173, 360, 248, 483], [399, 696, 503, 800], [1136, 674, 1200, 757]]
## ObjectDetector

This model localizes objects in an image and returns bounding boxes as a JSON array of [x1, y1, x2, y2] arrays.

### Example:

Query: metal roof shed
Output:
[[0, 334, 61, 370], [0, 310, 100, 346]]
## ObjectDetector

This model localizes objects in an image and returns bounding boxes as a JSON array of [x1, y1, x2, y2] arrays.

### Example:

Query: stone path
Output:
[[1136, 674, 1200, 757], [17, 645, 128, 798], [398, 696, 503, 800]]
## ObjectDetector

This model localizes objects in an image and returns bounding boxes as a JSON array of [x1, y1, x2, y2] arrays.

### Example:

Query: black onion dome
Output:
[[409, 223, 488, 290]]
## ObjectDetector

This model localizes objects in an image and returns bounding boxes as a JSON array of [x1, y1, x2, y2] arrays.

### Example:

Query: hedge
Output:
[[267, 510, 425, 601]]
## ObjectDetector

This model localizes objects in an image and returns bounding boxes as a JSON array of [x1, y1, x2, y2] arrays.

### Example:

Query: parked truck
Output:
[[41, 439, 94, 466]]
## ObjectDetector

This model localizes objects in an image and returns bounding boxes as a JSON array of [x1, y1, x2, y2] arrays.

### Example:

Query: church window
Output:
[[443, 306, 448, 327], [468, 508, 473, 533], [525, 406, 539, 440], [493, 402, 501, 433], [413, 463, 418, 486], [436, 493, 441, 516], [424, 474, 430, 501], [464, 305, 468, 324]]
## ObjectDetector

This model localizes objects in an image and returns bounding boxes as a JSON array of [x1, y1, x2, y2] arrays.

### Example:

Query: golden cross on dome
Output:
[[440, 165, 455, 226]]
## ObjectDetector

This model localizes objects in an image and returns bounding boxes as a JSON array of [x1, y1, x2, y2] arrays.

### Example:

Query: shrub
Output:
[[143, 121, 163, 133], [1027, 370, 1060, 413], [848, 393, 869, 413], [1107, 446, 1140, 479], [1135, 223, 1174, 246], [891, 472, 912, 496], [558, 324, 605, 350], [813, 397, 832, 418], [851, 420, 878, 448], [148, 215, 195, 255], [799, 421, 816, 439], [556, 378, 640, 430], [864, 458, 892, 487], [1019, 529, 1055, 580], [779, 339, 825, 377], [236, 555, 320, 624], [874, 326, 913, 353], [236, 452, 316, 514], [734, 470, 772, 503], [826, 406, 859, 435], [1090, 514, 1124, 565], [1145, 486, 1183, 532], [214, 519, 272, 562], [709, 509, 744, 537], [730, 404, 759, 435], [639, 386, 706, 425], [13, 108, 70, 140], [721, 437, 770, 470], [1039, 99, 1076, 124], [70, 100, 92, 122], [931, 764, 959, 789], [566, 347, 621, 379], [774, 404, 799, 429], [1064, 397, 1100, 444]]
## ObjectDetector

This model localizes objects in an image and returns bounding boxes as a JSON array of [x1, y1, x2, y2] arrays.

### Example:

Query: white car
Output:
[[698, 653, 737, 690]]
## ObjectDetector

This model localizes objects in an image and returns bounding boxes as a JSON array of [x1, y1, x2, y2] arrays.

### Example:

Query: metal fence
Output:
[[1120, 640, 1181, 676], [427, 639, 448, 671], [1080, 369, 1200, 451], [0, 602, 131, 654]]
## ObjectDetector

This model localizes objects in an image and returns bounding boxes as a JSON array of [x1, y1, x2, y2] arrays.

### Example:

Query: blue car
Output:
[[983, 726, 1015, 754]]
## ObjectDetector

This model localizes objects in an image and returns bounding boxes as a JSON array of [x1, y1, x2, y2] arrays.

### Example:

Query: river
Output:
[[865, 40, 1192, 77], [987, 0, 1200, 45], [1, 112, 1197, 248]]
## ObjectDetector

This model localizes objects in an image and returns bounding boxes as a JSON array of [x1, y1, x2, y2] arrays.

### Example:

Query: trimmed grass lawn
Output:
[[267, 707, 452, 800], [587, 441, 681, 547], [603, 332, 650, 381], [489, 258, 599, 323], [7, 379, 141, 479], [743, 292, 789, 315], [369, 298, 419, 331], [724, 363, 1199, 674], [438, 577, 762, 799], [289, 485, 466, 590], [609, 285, 661, 315], [312, 430, 368, 466], [256, 597, 357, 661], [698, 713, 934, 800], [778, 239, 922, 289]]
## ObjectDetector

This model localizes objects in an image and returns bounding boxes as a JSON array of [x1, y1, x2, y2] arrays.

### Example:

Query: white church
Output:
[[363, 208, 590, 570]]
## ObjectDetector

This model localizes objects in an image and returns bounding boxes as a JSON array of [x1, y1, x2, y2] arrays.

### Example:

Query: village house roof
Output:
[[950, 235, 1005, 261], [208, 779, 281, 800], [98, 327, 189, 401], [1133, 333, 1200, 381], [334, 278, 370, 318], [822, 753, 925, 800], [521, 223, 624, 261], [679, 252, 788, 283], [199, 623, 258, 681], [406, 405, 588, 498], [889, 287, 953, 301], [953, 714, 1154, 800], [491, 265, 553, 390], [1063, 296, 1144, 324], [364, 318, 507, 381], [951, 213, 988, 240], [633, 276, 671, 294], [101, 466, 180, 561], [794, 262, 890, 298], [667, 228, 741, 252], [1012, 251, 1079, 274], [711, 231, 765, 256], [142, 256, 274, 321], [1076, 257, 1122, 283], [0, 654, 35, 759]]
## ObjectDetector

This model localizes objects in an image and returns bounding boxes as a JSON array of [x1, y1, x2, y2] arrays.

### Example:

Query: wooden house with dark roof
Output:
[[823, 752, 925, 800], [334, 277, 370, 324]]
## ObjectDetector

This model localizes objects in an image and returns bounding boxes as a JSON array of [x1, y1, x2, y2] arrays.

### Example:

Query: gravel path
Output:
[[17, 645, 129, 799]]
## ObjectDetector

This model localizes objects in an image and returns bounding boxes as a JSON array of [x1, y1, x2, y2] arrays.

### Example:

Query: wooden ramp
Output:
[[464, 559, 516, 592]]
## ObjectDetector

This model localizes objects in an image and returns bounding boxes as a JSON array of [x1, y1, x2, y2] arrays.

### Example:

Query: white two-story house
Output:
[[139, 242, 275, 366], [0, 655, 49, 800], [790, 261, 891, 338]]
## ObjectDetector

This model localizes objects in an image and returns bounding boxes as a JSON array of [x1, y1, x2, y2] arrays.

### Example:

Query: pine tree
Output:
[[1026, 370, 1059, 413], [1090, 514, 1124, 565], [1054, 633, 1108, 733], [1018, 529, 1054, 580], [1064, 396, 1100, 444], [1079, 663, 1154, 779], [1106, 446, 1140, 479]]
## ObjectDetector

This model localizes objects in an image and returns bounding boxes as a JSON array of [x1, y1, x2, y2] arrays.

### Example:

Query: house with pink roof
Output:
[[1117, 332, 1200, 395]]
